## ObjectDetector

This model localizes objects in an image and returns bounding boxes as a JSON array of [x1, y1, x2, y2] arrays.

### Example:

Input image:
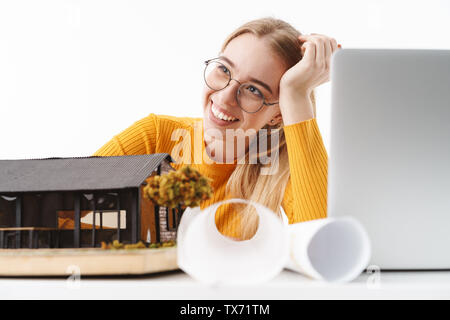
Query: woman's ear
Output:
[[268, 112, 283, 126]]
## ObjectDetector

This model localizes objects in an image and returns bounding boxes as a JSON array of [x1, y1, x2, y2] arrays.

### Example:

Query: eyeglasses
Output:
[[203, 58, 279, 114]]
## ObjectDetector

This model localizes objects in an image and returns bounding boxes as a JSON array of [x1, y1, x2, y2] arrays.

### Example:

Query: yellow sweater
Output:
[[92, 114, 328, 239]]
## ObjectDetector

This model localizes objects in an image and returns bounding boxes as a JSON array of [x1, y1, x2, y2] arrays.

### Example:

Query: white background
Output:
[[1, 0, 449, 159]]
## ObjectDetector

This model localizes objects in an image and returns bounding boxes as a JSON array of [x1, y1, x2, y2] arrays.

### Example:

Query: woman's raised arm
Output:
[[281, 117, 328, 223]]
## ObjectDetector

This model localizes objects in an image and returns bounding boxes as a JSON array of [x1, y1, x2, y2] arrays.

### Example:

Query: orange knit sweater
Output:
[[92, 113, 328, 239]]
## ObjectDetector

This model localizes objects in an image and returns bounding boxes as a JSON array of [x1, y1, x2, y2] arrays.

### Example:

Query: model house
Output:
[[0, 154, 183, 249]]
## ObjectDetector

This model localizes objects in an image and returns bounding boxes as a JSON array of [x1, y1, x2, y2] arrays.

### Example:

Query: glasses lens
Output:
[[204, 61, 230, 91], [237, 83, 265, 113]]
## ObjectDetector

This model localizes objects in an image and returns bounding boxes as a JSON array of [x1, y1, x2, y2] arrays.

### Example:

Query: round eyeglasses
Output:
[[203, 58, 278, 113]]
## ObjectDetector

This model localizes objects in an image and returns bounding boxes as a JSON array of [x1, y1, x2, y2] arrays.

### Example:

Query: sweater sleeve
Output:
[[92, 113, 158, 156], [281, 118, 328, 224]]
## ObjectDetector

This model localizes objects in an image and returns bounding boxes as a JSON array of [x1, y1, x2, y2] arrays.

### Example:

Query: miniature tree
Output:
[[102, 166, 213, 250], [144, 165, 213, 209]]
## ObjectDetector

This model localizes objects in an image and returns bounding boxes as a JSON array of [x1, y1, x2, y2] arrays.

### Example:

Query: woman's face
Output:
[[202, 33, 287, 145]]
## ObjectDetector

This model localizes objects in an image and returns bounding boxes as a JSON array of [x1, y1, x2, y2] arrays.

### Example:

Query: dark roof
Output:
[[0, 154, 174, 193]]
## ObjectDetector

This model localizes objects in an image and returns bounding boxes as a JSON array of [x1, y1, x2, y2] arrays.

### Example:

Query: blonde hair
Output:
[[223, 17, 316, 240]]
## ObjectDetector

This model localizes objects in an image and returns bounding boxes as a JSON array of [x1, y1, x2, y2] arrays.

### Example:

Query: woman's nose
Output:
[[215, 80, 240, 107]]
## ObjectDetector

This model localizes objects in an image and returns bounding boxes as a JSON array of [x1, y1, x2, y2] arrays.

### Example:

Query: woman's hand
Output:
[[280, 33, 340, 93], [278, 33, 341, 125]]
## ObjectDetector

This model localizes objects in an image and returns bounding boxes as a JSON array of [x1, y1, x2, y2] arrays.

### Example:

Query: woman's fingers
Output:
[[307, 35, 324, 67], [323, 37, 332, 70], [300, 34, 324, 69], [316, 37, 327, 68], [330, 37, 338, 53], [301, 34, 339, 71], [312, 33, 334, 69], [299, 36, 316, 65], [295, 33, 341, 88]]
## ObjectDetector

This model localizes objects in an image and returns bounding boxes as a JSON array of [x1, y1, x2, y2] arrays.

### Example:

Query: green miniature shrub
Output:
[[144, 165, 213, 209]]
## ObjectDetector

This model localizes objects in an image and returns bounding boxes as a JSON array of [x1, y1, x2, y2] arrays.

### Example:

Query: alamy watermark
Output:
[[170, 120, 281, 175], [365, 265, 381, 289], [66, 264, 81, 289]]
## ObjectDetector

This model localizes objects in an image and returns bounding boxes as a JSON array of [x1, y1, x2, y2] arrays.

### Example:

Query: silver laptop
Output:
[[328, 49, 450, 269]]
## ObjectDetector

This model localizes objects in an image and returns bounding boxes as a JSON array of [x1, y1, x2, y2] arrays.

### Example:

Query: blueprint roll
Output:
[[177, 198, 289, 285], [285, 217, 371, 282]]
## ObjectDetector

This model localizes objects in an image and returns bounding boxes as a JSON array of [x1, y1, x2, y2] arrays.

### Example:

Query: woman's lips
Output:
[[211, 101, 239, 120], [208, 101, 240, 126]]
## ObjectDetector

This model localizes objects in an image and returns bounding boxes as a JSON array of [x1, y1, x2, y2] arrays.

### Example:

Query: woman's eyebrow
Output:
[[219, 55, 274, 95]]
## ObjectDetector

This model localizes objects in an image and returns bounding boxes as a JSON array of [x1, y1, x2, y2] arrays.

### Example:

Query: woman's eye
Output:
[[246, 85, 263, 98], [219, 65, 230, 74]]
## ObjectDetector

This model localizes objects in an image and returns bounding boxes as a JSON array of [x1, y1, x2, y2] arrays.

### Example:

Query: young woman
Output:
[[93, 17, 339, 241]]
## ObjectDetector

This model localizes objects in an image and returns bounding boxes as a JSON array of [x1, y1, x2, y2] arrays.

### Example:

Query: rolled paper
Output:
[[177, 199, 371, 284], [177, 198, 289, 285], [285, 217, 371, 282]]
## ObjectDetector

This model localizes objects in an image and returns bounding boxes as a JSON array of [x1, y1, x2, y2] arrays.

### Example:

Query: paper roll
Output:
[[177, 199, 371, 284], [285, 217, 371, 282], [177, 198, 289, 285]]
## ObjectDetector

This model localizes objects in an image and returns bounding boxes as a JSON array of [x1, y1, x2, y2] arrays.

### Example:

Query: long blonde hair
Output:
[[223, 17, 316, 240]]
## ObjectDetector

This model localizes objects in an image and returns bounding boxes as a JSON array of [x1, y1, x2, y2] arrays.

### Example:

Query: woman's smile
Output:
[[208, 100, 241, 127]]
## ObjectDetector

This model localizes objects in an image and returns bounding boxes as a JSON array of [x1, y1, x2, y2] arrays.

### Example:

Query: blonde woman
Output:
[[93, 17, 339, 241]]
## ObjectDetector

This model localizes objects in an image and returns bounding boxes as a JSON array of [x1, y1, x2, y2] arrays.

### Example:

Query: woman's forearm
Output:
[[279, 89, 315, 126]]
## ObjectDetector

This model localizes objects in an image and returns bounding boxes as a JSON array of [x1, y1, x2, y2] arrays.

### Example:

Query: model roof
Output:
[[0, 154, 173, 193]]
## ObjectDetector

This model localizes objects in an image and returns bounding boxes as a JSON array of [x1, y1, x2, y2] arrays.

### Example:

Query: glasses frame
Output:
[[204, 58, 279, 114]]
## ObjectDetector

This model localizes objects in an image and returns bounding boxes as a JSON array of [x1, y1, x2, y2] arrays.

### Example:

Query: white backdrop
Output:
[[1, 0, 449, 159]]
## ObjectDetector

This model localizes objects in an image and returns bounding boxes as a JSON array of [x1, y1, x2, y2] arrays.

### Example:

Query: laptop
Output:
[[328, 49, 450, 269]]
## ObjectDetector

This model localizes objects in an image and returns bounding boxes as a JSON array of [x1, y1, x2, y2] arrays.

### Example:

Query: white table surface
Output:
[[1, 269, 450, 299]]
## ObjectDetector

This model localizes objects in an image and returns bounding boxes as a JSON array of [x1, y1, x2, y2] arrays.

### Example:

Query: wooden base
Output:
[[0, 247, 178, 276]]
